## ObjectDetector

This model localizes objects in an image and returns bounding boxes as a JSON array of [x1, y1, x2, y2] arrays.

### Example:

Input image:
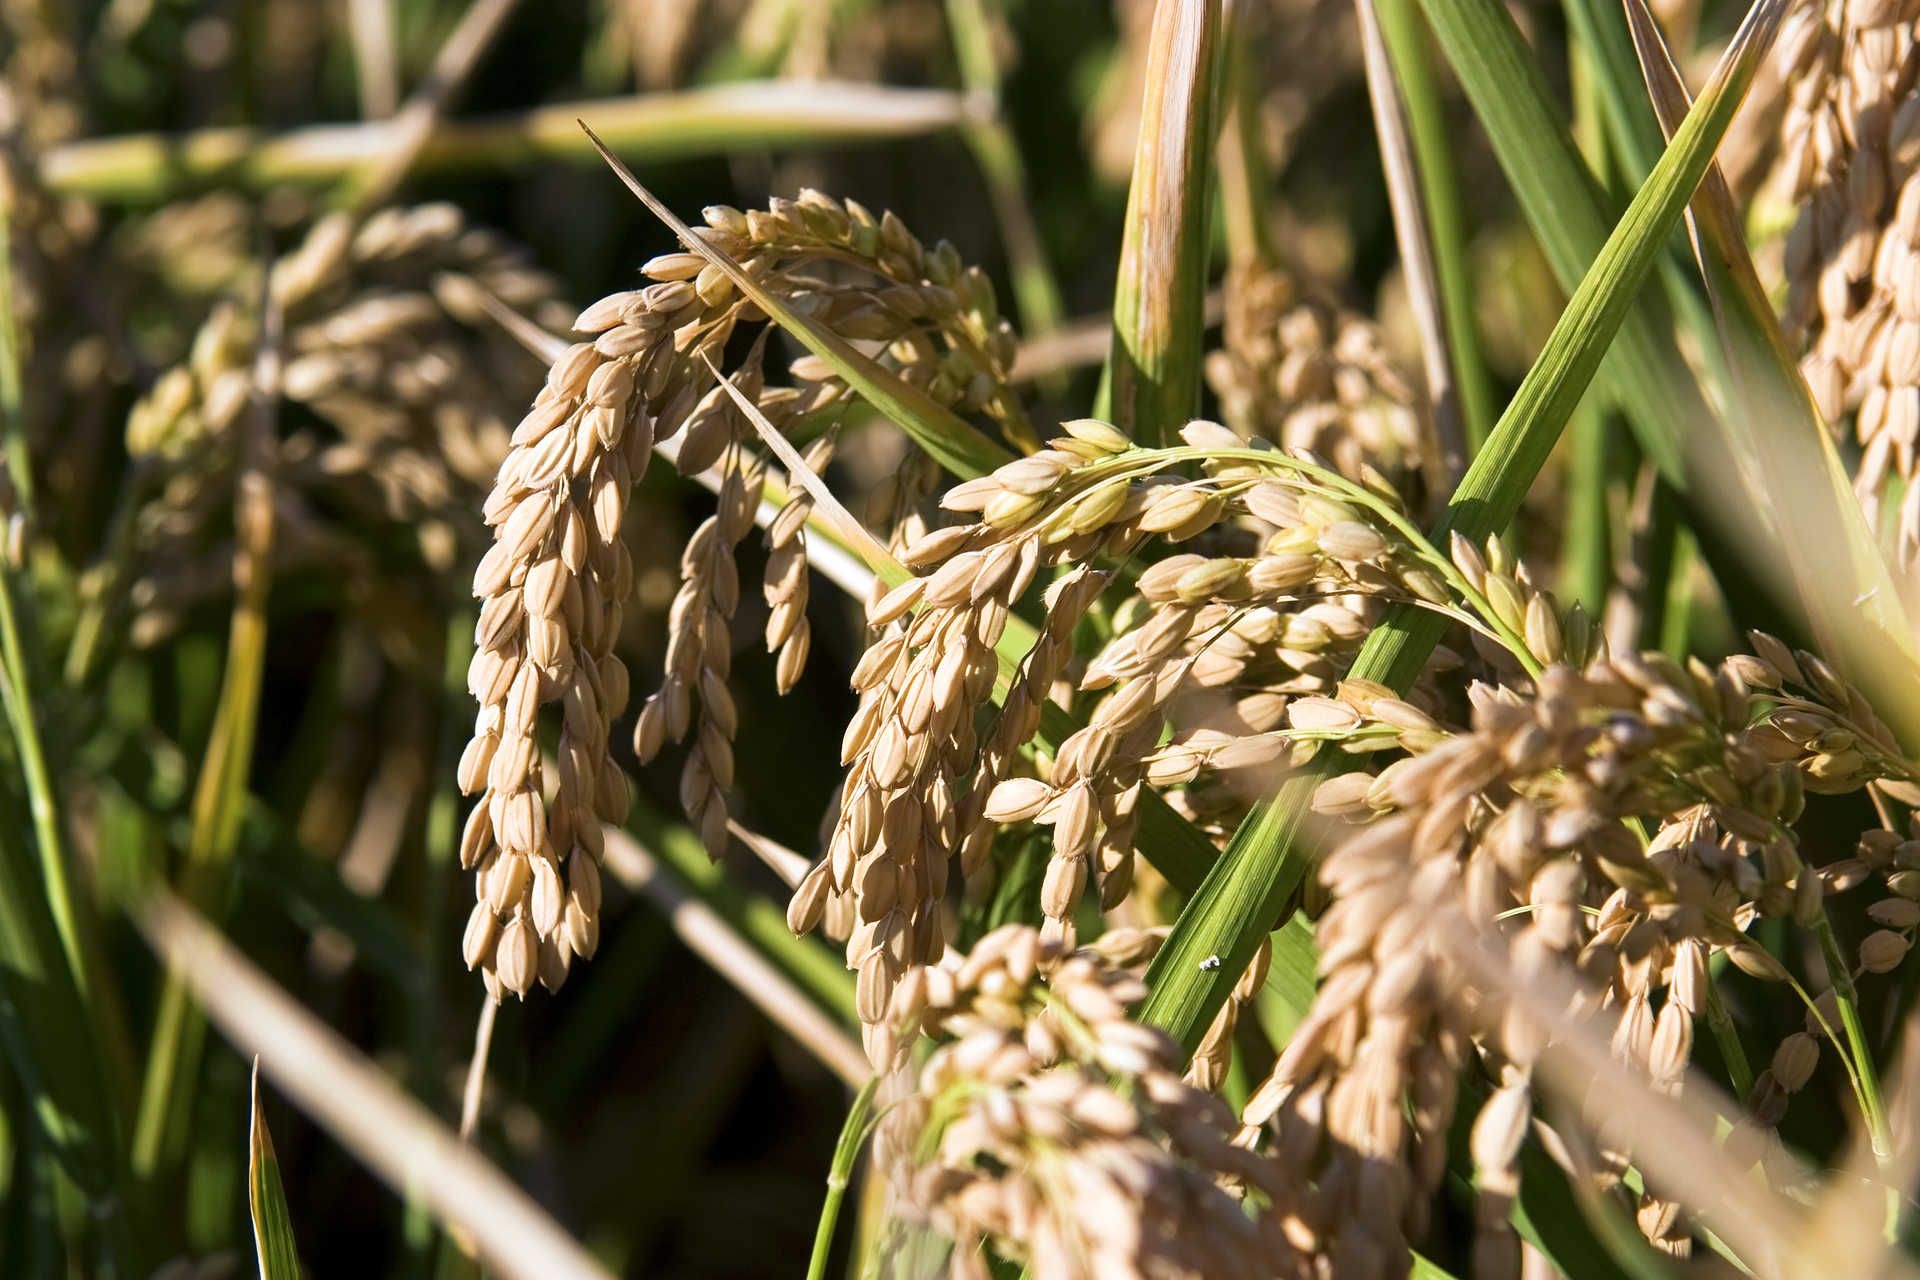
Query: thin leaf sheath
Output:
[[1106, 0, 1219, 446]]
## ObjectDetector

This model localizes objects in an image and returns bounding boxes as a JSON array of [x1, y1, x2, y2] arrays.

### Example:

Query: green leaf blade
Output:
[[249, 1061, 302, 1280], [1102, 0, 1219, 446]]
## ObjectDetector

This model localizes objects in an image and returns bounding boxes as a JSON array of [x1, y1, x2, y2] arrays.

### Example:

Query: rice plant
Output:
[[7, 0, 1920, 1276]]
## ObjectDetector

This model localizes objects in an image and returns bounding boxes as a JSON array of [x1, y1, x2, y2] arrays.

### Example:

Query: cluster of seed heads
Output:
[[1768, 0, 1920, 557], [975, 427, 1591, 907], [468, 193, 1023, 996], [600, 192, 1025, 862], [1206, 262, 1426, 490], [1235, 633, 1916, 1271], [101, 203, 565, 652], [431, 144, 1920, 1271], [784, 415, 1627, 1063], [874, 924, 1307, 1280]]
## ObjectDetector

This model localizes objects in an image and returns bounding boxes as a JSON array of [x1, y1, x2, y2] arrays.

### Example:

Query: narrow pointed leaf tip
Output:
[[250, 1059, 303, 1280]]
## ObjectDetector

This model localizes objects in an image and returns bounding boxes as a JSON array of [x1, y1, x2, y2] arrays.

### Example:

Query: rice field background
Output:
[[9, 0, 1920, 1277]]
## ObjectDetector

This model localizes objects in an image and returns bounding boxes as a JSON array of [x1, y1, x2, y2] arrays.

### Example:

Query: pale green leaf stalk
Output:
[[1137, 0, 1787, 1052], [248, 1061, 302, 1280], [42, 84, 981, 203], [1560, 399, 1616, 612], [1100, 0, 1219, 446], [1371, 0, 1497, 455]]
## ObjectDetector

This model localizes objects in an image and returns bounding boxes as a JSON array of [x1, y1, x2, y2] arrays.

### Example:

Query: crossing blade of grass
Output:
[[132, 887, 615, 1280], [609, 807, 864, 1064], [247, 1061, 301, 1280], [1136, 0, 1786, 1055], [1098, 0, 1219, 446], [43, 83, 983, 202], [580, 124, 1019, 479], [1617, 0, 1920, 743]]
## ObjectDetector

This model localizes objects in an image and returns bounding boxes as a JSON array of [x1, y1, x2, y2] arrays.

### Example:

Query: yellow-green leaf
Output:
[[250, 1060, 302, 1280]]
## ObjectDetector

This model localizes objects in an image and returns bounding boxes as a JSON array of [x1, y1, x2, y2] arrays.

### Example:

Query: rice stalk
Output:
[[132, 248, 284, 1179], [1371, 0, 1497, 454], [1353, 0, 1467, 481], [805, 1075, 880, 1280], [1101, 0, 1220, 447]]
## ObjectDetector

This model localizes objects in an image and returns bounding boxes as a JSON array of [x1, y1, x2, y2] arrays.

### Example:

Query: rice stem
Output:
[[1811, 910, 1890, 1160], [806, 1075, 881, 1280]]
